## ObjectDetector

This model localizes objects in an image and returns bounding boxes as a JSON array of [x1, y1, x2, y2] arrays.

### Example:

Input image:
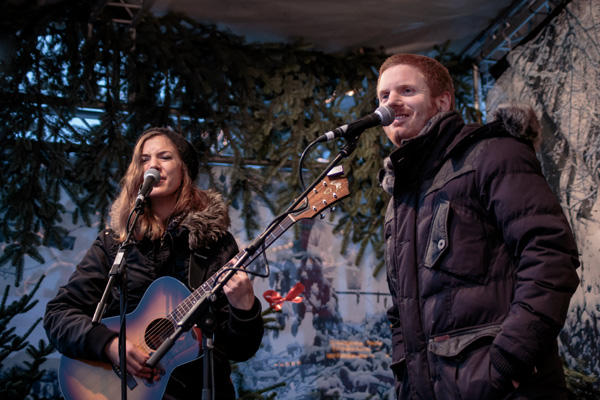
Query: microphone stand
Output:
[[92, 204, 145, 400], [145, 132, 363, 378], [202, 335, 214, 400], [198, 311, 216, 400], [289, 132, 360, 213]]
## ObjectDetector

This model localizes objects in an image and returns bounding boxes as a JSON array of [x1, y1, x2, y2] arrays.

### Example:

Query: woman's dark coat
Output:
[[44, 189, 263, 399]]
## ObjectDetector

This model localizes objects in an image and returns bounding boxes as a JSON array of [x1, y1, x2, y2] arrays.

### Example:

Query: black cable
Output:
[[298, 138, 321, 191], [212, 243, 271, 285]]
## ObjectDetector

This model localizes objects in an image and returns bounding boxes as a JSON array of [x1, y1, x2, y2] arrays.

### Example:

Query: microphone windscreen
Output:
[[376, 105, 395, 126], [144, 168, 160, 183]]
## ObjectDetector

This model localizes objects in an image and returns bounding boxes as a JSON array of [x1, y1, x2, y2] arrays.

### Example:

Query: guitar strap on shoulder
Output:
[[188, 251, 210, 289], [188, 252, 219, 336]]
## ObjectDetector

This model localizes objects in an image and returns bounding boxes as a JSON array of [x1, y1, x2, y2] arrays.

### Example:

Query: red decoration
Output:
[[263, 282, 306, 311]]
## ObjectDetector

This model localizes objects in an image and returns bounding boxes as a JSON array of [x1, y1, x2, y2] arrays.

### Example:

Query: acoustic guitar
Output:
[[58, 170, 350, 400]]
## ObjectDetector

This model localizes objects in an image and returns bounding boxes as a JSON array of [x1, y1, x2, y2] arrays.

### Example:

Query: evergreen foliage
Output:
[[0, 275, 59, 399], [0, 0, 477, 286]]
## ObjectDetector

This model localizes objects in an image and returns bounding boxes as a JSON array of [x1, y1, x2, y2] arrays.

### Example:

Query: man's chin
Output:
[[388, 130, 417, 146]]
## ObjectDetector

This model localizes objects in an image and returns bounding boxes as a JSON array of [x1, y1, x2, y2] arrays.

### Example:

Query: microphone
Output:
[[316, 105, 395, 143], [134, 168, 160, 207]]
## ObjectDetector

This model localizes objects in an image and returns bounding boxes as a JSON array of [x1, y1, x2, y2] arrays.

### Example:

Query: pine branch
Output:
[[0, 276, 56, 399]]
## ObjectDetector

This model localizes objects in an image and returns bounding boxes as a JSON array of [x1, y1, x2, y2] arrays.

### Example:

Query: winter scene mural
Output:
[[486, 0, 600, 388], [228, 200, 395, 399]]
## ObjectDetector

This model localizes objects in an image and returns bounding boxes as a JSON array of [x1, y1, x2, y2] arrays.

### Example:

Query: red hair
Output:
[[378, 54, 455, 109]]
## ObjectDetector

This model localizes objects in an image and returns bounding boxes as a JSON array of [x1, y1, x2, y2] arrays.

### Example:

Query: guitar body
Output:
[[59, 277, 201, 400]]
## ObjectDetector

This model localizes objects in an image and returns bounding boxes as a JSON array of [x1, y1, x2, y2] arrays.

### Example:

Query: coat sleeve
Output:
[[478, 137, 580, 379], [43, 230, 120, 361]]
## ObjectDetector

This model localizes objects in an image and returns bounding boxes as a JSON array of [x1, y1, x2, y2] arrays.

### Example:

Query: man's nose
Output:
[[387, 91, 403, 105]]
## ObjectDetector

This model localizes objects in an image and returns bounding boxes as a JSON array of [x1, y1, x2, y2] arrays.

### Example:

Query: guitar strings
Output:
[[142, 276, 217, 351], [142, 218, 293, 351]]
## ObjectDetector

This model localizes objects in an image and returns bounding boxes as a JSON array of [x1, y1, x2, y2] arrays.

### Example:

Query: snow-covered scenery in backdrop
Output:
[[486, 0, 600, 384]]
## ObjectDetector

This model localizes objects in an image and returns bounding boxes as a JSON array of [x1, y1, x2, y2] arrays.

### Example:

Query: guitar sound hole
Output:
[[144, 318, 175, 351]]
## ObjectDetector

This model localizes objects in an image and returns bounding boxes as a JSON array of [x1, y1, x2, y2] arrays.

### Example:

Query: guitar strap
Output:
[[188, 251, 218, 337], [188, 251, 210, 289]]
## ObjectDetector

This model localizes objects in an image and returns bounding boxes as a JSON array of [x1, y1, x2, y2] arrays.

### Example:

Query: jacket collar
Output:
[[378, 104, 542, 194], [442, 104, 541, 160], [173, 189, 232, 251], [378, 111, 465, 194]]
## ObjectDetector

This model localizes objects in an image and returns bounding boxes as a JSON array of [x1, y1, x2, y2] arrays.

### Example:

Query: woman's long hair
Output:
[[109, 129, 208, 242]]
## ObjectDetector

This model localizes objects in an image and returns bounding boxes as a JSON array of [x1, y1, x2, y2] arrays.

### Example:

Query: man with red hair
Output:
[[377, 54, 580, 399]]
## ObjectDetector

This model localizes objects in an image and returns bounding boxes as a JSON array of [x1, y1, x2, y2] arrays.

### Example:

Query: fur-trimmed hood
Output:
[[489, 103, 541, 150], [180, 188, 232, 250]]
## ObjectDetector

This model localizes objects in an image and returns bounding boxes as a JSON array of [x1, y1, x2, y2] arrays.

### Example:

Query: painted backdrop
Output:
[[486, 0, 600, 385]]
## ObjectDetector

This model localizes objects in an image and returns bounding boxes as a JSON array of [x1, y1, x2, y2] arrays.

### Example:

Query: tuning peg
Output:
[[330, 206, 336, 212], [320, 213, 326, 219]]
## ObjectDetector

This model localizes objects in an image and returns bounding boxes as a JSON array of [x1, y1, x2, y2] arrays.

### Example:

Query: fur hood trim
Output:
[[180, 189, 232, 250], [489, 104, 541, 150]]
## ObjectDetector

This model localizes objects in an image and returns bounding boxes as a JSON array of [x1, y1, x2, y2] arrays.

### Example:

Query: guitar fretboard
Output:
[[169, 213, 297, 324]]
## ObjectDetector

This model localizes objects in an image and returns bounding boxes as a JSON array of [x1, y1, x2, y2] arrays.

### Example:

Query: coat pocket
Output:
[[424, 198, 492, 282], [429, 325, 514, 400], [423, 199, 450, 269], [428, 324, 501, 357]]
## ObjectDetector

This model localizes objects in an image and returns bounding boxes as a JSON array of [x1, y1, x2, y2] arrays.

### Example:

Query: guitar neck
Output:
[[240, 213, 297, 268], [170, 170, 349, 324], [171, 213, 296, 323]]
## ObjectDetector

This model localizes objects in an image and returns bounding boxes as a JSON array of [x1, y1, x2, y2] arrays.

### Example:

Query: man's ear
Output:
[[436, 92, 452, 112]]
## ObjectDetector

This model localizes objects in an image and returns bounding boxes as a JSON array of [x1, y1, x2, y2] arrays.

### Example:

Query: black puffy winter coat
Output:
[[44, 189, 264, 399], [380, 107, 580, 399]]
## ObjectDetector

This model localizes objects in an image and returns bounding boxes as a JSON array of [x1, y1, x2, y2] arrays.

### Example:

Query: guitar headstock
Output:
[[292, 166, 350, 221]]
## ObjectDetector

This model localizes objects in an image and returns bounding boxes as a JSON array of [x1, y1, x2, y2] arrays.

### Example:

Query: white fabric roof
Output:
[[152, 0, 517, 55]]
